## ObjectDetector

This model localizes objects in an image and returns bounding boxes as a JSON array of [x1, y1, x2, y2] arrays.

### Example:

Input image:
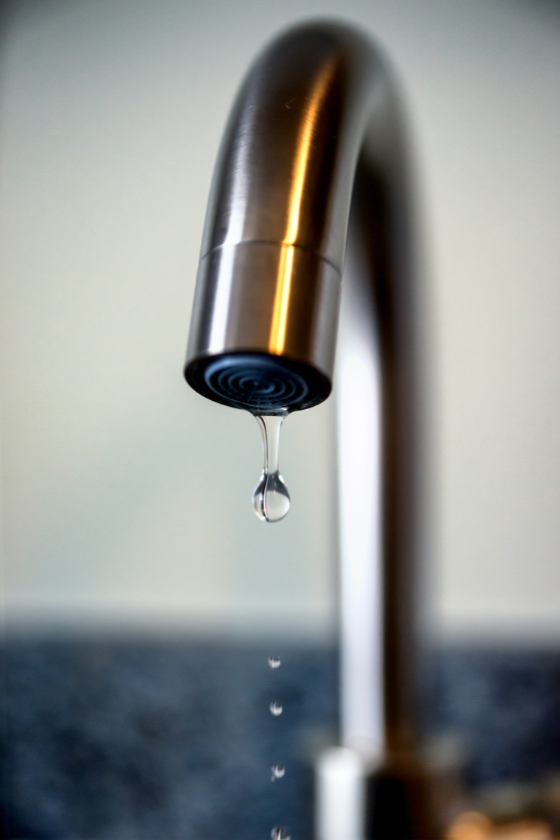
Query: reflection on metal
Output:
[[282, 62, 335, 245], [270, 245, 295, 355], [316, 747, 368, 840], [185, 20, 432, 838], [337, 239, 383, 760]]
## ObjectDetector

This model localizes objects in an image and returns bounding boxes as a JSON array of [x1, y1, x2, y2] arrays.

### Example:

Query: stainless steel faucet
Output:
[[185, 20, 433, 839]]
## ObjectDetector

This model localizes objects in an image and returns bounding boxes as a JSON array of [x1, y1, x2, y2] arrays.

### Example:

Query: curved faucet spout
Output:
[[186, 21, 388, 413], [185, 20, 431, 839]]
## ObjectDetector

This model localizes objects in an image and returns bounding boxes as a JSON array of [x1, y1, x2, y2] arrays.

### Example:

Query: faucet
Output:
[[184, 20, 433, 840]]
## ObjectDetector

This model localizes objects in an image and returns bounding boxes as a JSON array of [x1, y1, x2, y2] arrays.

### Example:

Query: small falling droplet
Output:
[[253, 414, 290, 522], [271, 826, 291, 840], [271, 763, 285, 780], [270, 701, 283, 716], [268, 655, 281, 669]]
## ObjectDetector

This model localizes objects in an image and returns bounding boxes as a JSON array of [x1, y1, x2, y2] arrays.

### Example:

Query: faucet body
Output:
[[186, 21, 431, 839]]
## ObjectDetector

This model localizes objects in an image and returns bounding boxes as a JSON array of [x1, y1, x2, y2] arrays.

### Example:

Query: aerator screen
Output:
[[203, 355, 309, 412], [185, 352, 331, 413]]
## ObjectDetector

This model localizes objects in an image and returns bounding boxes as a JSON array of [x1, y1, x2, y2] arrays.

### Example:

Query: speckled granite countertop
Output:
[[2, 638, 560, 839]]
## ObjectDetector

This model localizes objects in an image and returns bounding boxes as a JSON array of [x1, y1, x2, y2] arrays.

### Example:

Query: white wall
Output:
[[1, 0, 560, 643]]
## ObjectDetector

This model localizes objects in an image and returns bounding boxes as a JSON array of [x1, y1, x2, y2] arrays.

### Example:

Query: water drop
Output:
[[270, 701, 283, 716], [271, 827, 291, 840], [252, 414, 290, 522], [271, 763, 285, 780], [268, 655, 281, 669]]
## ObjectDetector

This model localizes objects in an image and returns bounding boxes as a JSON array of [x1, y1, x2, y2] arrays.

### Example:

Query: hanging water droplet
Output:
[[271, 763, 285, 780], [252, 414, 290, 522], [253, 471, 290, 522], [271, 826, 291, 840], [270, 701, 283, 716], [268, 655, 281, 669]]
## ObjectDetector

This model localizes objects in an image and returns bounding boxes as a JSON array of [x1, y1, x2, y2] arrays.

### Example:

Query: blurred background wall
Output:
[[2, 0, 560, 644], [1, 1, 560, 837]]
